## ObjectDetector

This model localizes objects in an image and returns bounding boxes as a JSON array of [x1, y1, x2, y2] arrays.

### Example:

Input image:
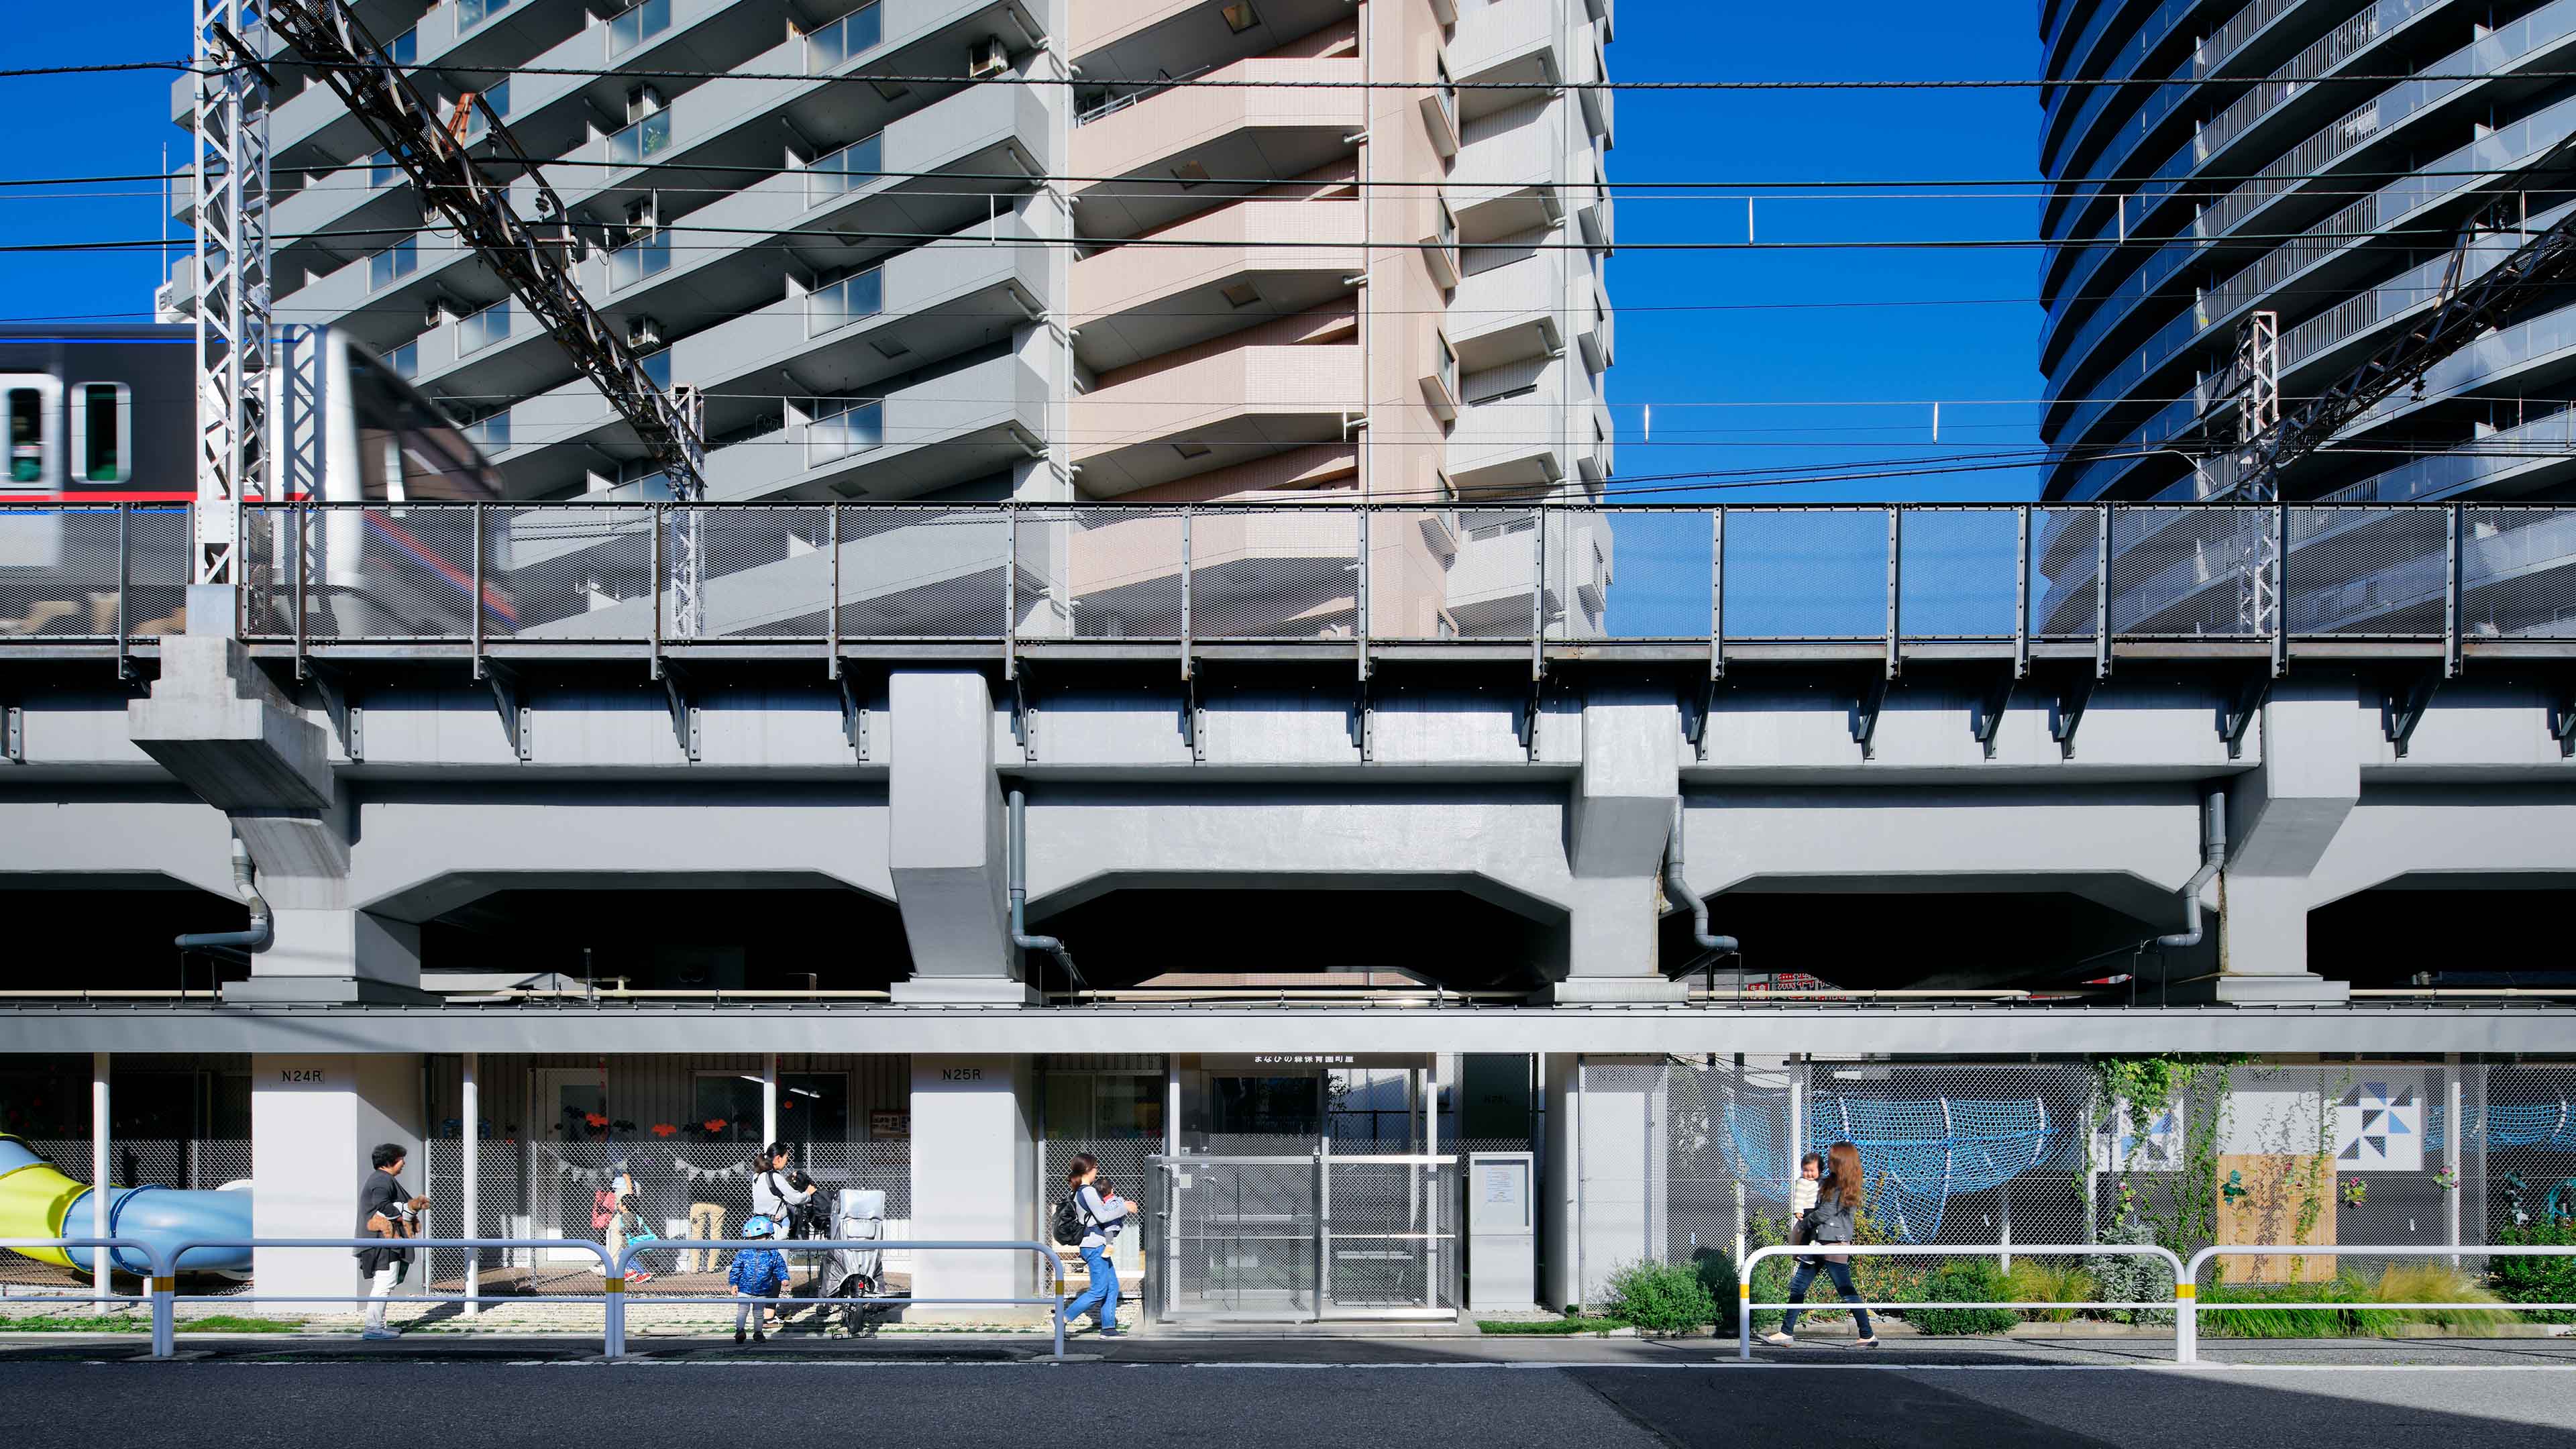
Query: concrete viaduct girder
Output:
[[1, 635, 2571, 1013]]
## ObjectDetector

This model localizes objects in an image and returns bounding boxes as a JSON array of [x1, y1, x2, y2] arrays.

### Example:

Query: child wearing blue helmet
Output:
[[728, 1216, 790, 1344]]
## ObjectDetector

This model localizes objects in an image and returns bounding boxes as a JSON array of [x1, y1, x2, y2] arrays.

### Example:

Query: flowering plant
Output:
[[650, 1123, 678, 1138], [2433, 1166, 2459, 1191], [2339, 1176, 2369, 1209]]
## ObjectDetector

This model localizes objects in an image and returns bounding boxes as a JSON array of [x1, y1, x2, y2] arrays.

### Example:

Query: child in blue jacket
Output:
[[728, 1216, 790, 1344]]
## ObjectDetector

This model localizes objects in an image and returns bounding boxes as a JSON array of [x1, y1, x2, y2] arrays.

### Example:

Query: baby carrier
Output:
[[825, 1189, 892, 1336]]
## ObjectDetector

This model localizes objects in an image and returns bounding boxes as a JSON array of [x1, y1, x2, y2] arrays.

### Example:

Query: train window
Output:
[[4, 379, 56, 486], [76, 383, 131, 484]]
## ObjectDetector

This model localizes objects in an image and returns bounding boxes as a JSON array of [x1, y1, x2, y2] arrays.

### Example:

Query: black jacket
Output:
[[356, 1169, 415, 1275], [1800, 1181, 1858, 1244]]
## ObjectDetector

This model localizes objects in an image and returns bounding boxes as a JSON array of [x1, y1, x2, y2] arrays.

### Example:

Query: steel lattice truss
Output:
[[256, 1, 708, 498], [191, 1, 273, 586]]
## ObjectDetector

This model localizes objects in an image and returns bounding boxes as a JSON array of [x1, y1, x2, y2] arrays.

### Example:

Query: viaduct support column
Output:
[[2214, 682, 2357, 1004], [885, 670, 1026, 1002], [1550, 686, 1686, 1003], [907, 1055, 1042, 1324], [247, 1054, 422, 1320], [128, 635, 427, 1003]]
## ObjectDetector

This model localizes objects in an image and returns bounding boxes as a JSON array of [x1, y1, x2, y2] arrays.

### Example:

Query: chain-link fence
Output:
[[405, 1138, 912, 1309], [1572, 1061, 2575, 1316]]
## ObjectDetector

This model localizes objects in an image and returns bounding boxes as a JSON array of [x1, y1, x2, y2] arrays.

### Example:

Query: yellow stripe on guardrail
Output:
[[2175, 1283, 2196, 1299], [1739, 1284, 1752, 1299], [150, 1277, 174, 1293], [603, 1277, 625, 1291]]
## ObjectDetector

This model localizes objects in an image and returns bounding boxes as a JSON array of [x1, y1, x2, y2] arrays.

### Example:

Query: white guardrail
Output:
[[0, 1236, 1068, 1358], [1741, 1241, 2576, 1364], [2177, 1244, 2576, 1365], [1737, 1243, 2185, 1361]]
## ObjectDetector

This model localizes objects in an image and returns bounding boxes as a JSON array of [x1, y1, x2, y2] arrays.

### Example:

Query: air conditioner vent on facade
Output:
[[968, 37, 1009, 79], [627, 316, 663, 350]]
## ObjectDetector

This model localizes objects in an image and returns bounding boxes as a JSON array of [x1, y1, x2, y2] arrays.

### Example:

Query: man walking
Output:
[[357, 1142, 425, 1341]]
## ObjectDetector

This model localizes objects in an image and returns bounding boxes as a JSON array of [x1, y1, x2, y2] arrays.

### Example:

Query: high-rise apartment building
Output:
[[2037, 0, 2576, 509], [163, 0, 1614, 633]]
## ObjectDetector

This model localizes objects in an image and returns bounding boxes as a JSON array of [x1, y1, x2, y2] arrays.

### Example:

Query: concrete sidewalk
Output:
[[6, 1324, 2576, 1370]]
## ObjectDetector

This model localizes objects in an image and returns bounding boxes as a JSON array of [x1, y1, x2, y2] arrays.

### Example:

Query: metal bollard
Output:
[[150, 1275, 176, 1358], [2175, 1279, 2197, 1365], [1738, 1279, 1753, 1360], [603, 1273, 625, 1358]]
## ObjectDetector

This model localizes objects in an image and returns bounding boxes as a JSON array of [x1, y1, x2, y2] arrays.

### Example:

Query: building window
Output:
[[808, 398, 884, 464], [464, 412, 511, 453], [806, 133, 883, 206], [639, 348, 672, 390], [369, 149, 398, 188], [609, 109, 673, 168], [608, 229, 670, 289], [456, 0, 515, 32], [385, 26, 417, 66], [368, 235, 417, 290], [1220, 2, 1262, 33], [608, 0, 671, 56], [1436, 58, 1458, 139], [76, 382, 131, 484], [805, 3, 884, 74], [4, 382, 53, 484], [1438, 334, 1458, 400], [384, 338, 419, 380], [691, 1072, 850, 1142], [807, 267, 885, 336], [456, 297, 512, 356]]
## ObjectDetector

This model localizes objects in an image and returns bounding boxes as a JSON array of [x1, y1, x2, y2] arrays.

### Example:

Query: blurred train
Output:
[[0, 323, 507, 636]]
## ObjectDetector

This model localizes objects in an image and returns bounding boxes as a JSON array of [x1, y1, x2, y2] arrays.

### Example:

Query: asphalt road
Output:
[[5, 1358, 2575, 1448]]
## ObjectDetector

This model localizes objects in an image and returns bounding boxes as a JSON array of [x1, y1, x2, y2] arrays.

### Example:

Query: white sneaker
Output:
[[361, 1327, 400, 1341], [1759, 1331, 1796, 1346]]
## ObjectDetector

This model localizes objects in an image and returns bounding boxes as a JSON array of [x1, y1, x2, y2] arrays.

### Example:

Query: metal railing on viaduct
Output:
[[5, 501, 2573, 674]]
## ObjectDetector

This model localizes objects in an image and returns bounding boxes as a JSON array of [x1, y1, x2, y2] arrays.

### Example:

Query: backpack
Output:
[[592, 1189, 618, 1231], [1050, 1189, 1091, 1247]]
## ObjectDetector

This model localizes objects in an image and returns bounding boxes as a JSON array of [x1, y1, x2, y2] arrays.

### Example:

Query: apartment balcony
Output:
[[699, 353, 1050, 502], [1576, 284, 1613, 372], [1070, 0, 1354, 73], [1447, 360, 1585, 494], [1069, 57, 1364, 240], [1071, 343, 1362, 496], [1448, 245, 1566, 372], [1447, 0, 1567, 119], [171, 0, 579, 141], [1038, 504, 1368, 640], [1071, 201, 1362, 372], [1440, 509, 1614, 637], [1450, 98, 1570, 243], [480, 218, 1044, 496]]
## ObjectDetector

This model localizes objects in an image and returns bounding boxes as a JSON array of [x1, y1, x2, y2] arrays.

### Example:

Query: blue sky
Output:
[[0, 2, 2051, 636]]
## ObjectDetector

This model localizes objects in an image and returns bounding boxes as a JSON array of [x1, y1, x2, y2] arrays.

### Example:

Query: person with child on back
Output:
[[1762, 1140, 1880, 1349], [727, 1216, 790, 1345], [1054, 1152, 1129, 1338]]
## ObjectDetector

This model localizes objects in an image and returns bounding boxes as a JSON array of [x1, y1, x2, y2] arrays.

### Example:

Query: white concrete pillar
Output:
[[1553, 687, 1685, 1003], [885, 671, 1024, 1002], [907, 1055, 1040, 1323], [91, 1053, 109, 1305], [2216, 682, 2359, 1003], [761, 1053, 778, 1146], [1540, 1055, 1580, 1309], [461, 1052, 479, 1317], [248, 1055, 423, 1318]]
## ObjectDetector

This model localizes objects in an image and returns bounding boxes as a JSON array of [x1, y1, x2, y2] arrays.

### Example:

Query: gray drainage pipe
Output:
[[1008, 790, 1085, 993], [2155, 788, 2226, 950], [175, 836, 274, 959], [1664, 800, 1737, 963]]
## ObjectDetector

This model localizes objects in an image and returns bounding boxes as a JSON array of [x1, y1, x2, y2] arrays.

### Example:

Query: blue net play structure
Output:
[[2422, 1100, 2576, 1152], [1721, 1092, 2065, 1241]]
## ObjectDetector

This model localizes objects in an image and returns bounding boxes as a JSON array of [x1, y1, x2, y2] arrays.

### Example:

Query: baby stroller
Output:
[[825, 1189, 891, 1336]]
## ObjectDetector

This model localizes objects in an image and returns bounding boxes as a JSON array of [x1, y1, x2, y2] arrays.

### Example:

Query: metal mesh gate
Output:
[[1154, 1138, 1458, 1322]]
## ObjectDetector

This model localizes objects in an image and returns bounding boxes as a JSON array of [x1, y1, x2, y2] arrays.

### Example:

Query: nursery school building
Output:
[[3, 1044, 2572, 1325]]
